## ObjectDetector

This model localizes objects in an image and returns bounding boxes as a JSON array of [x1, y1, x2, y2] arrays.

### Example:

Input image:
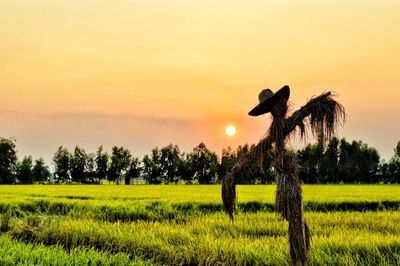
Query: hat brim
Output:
[[248, 85, 290, 116]]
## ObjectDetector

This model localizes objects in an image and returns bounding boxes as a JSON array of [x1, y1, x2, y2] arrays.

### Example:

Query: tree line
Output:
[[0, 137, 399, 184], [297, 138, 399, 184]]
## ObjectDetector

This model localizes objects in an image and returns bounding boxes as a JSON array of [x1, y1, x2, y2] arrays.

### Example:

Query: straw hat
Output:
[[248, 85, 290, 116]]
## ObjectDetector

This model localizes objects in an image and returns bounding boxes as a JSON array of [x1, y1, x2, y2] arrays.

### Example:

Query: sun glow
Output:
[[225, 125, 236, 137]]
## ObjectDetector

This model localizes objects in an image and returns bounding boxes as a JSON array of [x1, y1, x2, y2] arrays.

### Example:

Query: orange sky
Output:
[[1, 1, 400, 162]]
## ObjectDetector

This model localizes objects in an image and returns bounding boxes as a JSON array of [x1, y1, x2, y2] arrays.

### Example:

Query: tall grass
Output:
[[0, 184, 399, 203], [0, 198, 398, 224], [0, 185, 398, 265], [0, 235, 152, 266], [1, 212, 399, 265]]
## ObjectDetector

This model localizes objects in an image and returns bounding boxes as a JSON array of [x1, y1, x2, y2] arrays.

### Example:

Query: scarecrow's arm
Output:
[[222, 136, 273, 221], [286, 91, 345, 144]]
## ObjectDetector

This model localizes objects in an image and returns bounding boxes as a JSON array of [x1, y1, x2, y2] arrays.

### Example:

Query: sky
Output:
[[1, 0, 400, 163]]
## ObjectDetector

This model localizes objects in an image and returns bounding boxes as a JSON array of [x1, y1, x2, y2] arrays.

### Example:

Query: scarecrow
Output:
[[222, 85, 345, 265]]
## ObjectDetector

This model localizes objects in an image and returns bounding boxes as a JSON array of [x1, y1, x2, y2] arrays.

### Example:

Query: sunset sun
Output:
[[225, 125, 236, 137]]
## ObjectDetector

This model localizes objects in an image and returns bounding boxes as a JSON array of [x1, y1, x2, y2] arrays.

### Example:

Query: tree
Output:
[[142, 151, 161, 184], [297, 143, 323, 183], [142, 148, 163, 184], [222, 86, 345, 265], [85, 152, 96, 183], [357, 142, 380, 183], [142, 145, 182, 184], [95, 146, 109, 182], [378, 142, 400, 184], [53, 146, 71, 183], [71, 146, 88, 183], [70, 147, 97, 184], [159, 144, 181, 184], [108, 146, 131, 184], [187, 143, 219, 184], [177, 153, 195, 184], [125, 157, 140, 184], [386, 159, 400, 183], [297, 138, 380, 184], [32, 158, 50, 182], [16, 156, 33, 184], [381, 141, 400, 183], [337, 138, 353, 183], [0, 137, 18, 184], [337, 139, 379, 183], [320, 137, 340, 183]]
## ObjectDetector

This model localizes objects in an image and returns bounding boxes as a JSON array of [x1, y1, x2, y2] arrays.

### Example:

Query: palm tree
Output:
[[222, 86, 345, 265]]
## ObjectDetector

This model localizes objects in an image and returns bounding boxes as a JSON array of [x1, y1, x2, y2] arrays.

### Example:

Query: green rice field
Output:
[[0, 185, 399, 265]]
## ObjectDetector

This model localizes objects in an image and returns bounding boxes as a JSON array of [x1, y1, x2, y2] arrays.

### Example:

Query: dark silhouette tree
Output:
[[160, 144, 181, 184], [337, 139, 353, 183], [177, 153, 195, 184], [142, 148, 163, 184], [0, 137, 17, 184], [53, 146, 71, 183], [297, 138, 380, 184], [297, 143, 323, 184], [125, 157, 140, 184], [16, 156, 33, 184], [108, 146, 131, 184], [70, 147, 96, 184], [142, 145, 183, 184], [385, 158, 400, 183], [32, 158, 50, 182], [187, 143, 219, 184], [357, 141, 380, 183], [85, 152, 96, 183], [71, 146, 88, 183], [391, 141, 400, 183], [338, 139, 379, 183], [320, 137, 340, 183], [95, 146, 109, 182], [222, 86, 345, 265]]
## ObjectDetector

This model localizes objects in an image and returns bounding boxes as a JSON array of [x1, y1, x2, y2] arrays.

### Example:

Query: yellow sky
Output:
[[1, 0, 400, 161]]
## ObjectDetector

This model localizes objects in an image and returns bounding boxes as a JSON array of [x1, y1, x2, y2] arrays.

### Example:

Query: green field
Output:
[[0, 185, 399, 265]]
